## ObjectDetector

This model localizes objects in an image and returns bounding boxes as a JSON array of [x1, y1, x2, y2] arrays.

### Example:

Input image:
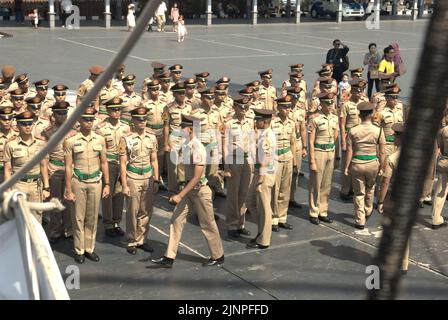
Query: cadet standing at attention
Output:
[[0, 106, 17, 183], [120, 107, 159, 254], [4, 111, 50, 224], [151, 114, 224, 268], [343, 102, 386, 229], [258, 69, 277, 110], [271, 96, 296, 232], [64, 106, 110, 264], [76, 65, 103, 107], [308, 92, 339, 225], [121, 74, 142, 125], [94, 97, 130, 238]]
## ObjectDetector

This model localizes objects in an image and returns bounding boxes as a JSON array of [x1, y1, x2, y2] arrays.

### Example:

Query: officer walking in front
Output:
[[308, 92, 339, 225], [119, 107, 159, 254], [4, 111, 51, 224], [94, 97, 130, 238], [343, 102, 386, 229], [151, 114, 224, 268], [64, 106, 110, 264]]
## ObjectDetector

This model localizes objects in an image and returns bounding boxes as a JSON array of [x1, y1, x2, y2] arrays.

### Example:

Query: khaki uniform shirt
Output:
[[376, 106, 404, 143], [42, 126, 74, 174], [33, 117, 50, 139], [41, 95, 56, 116], [121, 91, 142, 124], [77, 79, 94, 99], [225, 115, 253, 156], [182, 136, 208, 185], [95, 119, 130, 164], [259, 85, 277, 110], [120, 129, 158, 180], [99, 86, 121, 115], [289, 104, 306, 145], [4, 134, 46, 176], [340, 100, 361, 130], [163, 102, 192, 133], [159, 90, 174, 106], [143, 98, 166, 136], [308, 112, 339, 151], [256, 128, 277, 175], [271, 117, 295, 162], [0, 129, 18, 169], [347, 122, 386, 163], [64, 132, 106, 183], [191, 106, 222, 145]]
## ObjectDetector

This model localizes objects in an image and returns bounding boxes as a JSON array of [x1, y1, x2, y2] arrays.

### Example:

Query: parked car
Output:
[[309, 0, 365, 20]]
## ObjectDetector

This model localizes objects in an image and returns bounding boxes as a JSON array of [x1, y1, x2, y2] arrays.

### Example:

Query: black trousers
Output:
[[367, 71, 380, 100]]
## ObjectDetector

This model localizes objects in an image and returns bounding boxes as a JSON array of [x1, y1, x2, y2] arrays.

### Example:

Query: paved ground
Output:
[[2, 19, 448, 300]]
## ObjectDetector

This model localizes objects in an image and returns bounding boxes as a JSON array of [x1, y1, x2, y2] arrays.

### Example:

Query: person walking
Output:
[[127, 4, 136, 32], [155, 0, 168, 32], [326, 39, 350, 83], [363, 43, 382, 99], [170, 3, 179, 32]]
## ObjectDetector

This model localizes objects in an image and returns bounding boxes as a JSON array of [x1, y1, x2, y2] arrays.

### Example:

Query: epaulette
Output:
[[66, 130, 78, 139], [35, 135, 46, 141], [42, 125, 53, 134], [95, 120, 107, 129], [7, 135, 17, 142], [145, 127, 155, 135], [124, 132, 134, 137]]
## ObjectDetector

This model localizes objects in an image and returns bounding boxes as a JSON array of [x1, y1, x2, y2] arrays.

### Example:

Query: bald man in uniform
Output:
[[76, 65, 104, 107]]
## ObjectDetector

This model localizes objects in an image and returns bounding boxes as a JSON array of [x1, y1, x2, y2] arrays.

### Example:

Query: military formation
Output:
[[0, 59, 446, 272]]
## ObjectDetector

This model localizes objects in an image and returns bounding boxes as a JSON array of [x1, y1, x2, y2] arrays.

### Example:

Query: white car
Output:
[[310, 0, 365, 20]]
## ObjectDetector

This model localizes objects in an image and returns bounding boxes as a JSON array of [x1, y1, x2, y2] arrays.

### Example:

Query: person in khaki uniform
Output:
[[76, 65, 104, 107], [64, 106, 110, 264], [163, 83, 191, 193], [98, 79, 121, 121], [25, 96, 50, 138], [151, 114, 224, 268], [169, 64, 183, 89], [308, 92, 339, 225], [3, 111, 51, 224], [0, 107, 18, 183], [245, 80, 264, 110], [184, 78, 201, 109], [158, 71, 175, 106], [430, 119, 448, 230], [120, 74, 142, 125], [343, 102, 386, 229], [14, 73, 37, 100], [245, 108, 277, 249], [42, 102, 74, 243], [41, 84, 71, 120], [34, 79, 55, 112], [143, 79, 167, 186], [214, 83, 233, 121], [286, 87, 308, 208], [119, 107, 159, 254], [282, 64, 305, 92], [339, 79, 367, 201], [216, 77, 234, 107], [223, 97, 253, 239], [95, 97, 131, 237], [10, 89, 27, 114], [0, 78, 8, 102], [141, 62, 166, 100], [112, 63, 126, 93], [377, 123, 410, 274], [1, 65, 16, 92], [270, 96, 296, 231], [194, 72, 210, 98], [191, 87, 225, 197], [258, 69, 277, 110]]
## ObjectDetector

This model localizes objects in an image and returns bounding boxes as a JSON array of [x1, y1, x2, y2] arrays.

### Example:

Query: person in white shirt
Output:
[[155, 1, 168, 32]]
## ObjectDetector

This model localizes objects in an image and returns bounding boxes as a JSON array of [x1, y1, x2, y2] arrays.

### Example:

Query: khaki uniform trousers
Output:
[[376, 142, 397, 198], [205, 148, 224, 194], [48, 171, 73, 238], [246, 172, 275, 246], [225, 158, 252, 231], [341, 150, 353, 195], [309, 150, 335, 218], [156, 15, 166, 31], [165, 185, 224, 260], [126, 177, 154, 247], [156, 135, 166, 177], [16, 180, 42, 224], [273, 159, 293, 225], [71, 178, 102, 255], [431, 172, 448, 226], [290, 140, 303, 201], [167, 136, 185, 193], [102, 162, 124, 230], [351, 161, 379, 226], [420, 144, 437, 202]]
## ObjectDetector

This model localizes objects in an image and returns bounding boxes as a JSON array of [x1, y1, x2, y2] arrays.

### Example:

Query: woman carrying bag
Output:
[[363, 43, 382, 100]]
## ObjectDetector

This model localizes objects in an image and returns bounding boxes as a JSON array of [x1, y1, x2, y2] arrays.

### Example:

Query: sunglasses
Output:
[[12, 97, 24, 101], [160, 80, 171, 83], [54, 92, 66, 97], [54, 110, 68, 115], [18, 121, 33, 126], [108, 107, 121, 112], [216, 93, 226, 96], [172, 71, 182, 74], [0, 116, 13, 121], [81, 117, 95, 122], [148, 87, 159, 91], [133, 117, 147, 122], [37, 87, 48, 91]]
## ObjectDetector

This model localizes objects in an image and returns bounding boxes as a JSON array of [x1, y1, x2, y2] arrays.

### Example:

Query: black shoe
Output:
[[249, 233, 260, 243], [202, 255, 224, 267], [49, 236, 60, 244], [423, 199, 433, 206], [105, 229, 116, 237], [227, 230, 241, 238], [278, 222, 293, 230], [246, 242, 269, 249], [289, 200, 302, 208], [114, 227, 125, 236], [215, 191, 227, 198], [299, 172, 305, 177], [431, 221, 448, 230], [340, 193, 352, 201], [272, 225, 280, 232], [319, 216, 333, 224], [127, 246, 137, 255], [354, 224, 365, 230], [137, 243, 154, 252], [98, 214, 103, 220], [237, 228, 251, 236], [151, 256, 174, 268], [214, 214, 220, 221], [399, 269, 408, 276], [309, 217, 320, 225], [74, 254, 85, 264], [84, 252, 100, 262], [63, 234, 73, 240]]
